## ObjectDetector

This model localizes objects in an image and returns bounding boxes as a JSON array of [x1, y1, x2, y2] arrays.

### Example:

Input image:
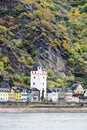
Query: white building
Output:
[[0, 88, 9, 102], [30, 65, 47, 100], [21, 89, 27, 102], [47, 92, 58, 102], [46, 88, 59, 102], [84, 90, 87, 97]]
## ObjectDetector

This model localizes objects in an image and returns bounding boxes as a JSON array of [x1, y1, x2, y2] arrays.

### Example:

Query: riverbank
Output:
[[0, 107, 87, 113]]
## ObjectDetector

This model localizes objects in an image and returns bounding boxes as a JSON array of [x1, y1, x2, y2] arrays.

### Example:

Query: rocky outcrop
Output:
[[35, 42, 66, 77]]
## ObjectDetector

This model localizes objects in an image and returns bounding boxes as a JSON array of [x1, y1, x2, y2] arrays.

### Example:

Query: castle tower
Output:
[[30, 64, 47, 100]]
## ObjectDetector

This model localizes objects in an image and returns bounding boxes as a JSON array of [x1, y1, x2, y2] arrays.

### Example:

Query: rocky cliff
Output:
[[0, 0, 87, 87]]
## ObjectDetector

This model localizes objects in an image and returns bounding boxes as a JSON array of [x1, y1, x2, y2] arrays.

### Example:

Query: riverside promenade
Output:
[[0, 106, 87, 113]]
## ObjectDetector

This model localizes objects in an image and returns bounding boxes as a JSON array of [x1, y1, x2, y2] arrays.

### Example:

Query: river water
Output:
[[0, 113, 87, 130]]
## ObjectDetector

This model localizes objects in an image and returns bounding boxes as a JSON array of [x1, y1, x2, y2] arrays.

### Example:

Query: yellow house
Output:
[[9, 89, 16, 101], [16, 89, 22, 102]]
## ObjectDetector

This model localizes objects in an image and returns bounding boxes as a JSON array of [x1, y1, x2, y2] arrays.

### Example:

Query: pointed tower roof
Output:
[[33, 62, 46, 71]]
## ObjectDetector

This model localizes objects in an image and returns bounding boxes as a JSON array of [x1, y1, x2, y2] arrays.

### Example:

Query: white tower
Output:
[[30, 65, 47, 100]]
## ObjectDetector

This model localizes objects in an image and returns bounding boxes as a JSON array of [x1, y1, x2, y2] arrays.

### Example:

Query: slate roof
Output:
[[0, 88, 10, 92], [71, 83, 81, 91], [12, 86, 31, 92], [30, 88, 40, 92], [47, 88, 52, 93], [1, 82, 11, 88], [84, 86, 87, 89], [52, 87, 62, 92], [66, 88, 72, 92], [32, 62, 46, 71]]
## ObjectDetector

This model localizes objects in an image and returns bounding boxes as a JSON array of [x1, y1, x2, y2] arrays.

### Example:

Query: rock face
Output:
[[36, 42, 66, 77], [0, 0, 86, 85], [1, 41, 67, 78], [0, 1, 67, 78]]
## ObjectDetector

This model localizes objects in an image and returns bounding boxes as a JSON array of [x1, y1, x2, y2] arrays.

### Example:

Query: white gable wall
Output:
[[46, 92, 58, 102], [74, 84, 84, 94], [0, 92, 9, 101]]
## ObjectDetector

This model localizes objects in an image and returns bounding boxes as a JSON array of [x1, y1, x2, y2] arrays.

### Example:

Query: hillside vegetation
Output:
[[0, 0, 87, 88]]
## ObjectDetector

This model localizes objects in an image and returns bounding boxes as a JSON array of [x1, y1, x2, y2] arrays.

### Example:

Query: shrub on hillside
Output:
[[47, 69, 54, 78], [0, 25, 7, 33], [35, 10, 42, 19], [41, 20, 53, 32], [0, 62, 4, 71], [27, 57, 35, 65], [2, 56, 9, 64]]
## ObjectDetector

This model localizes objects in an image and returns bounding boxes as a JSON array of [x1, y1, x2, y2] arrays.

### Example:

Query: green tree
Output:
[[27, 57, 35, 65], [47, 70, 54, 78]]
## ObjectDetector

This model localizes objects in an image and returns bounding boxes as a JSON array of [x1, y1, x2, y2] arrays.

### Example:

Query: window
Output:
[[33, 82, 35, 85], [43, 83, 44, 85]]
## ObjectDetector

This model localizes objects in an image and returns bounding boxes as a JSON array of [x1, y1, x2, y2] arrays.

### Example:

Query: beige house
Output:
[[9, 89, 16, 101], [65, 91, 72, 102], [71, 83, 84, 96]]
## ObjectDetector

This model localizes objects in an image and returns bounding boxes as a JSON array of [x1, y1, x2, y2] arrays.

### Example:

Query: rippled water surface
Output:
[[0, 113, 87, 130]]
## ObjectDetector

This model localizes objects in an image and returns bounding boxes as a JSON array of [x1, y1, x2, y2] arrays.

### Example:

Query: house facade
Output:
[[46, 88, 58, 102], [0, 88, 10, 102], [65, 90, 73, 103], [9, 89, 16, 101], [16, 89, 22, 102], [84, 91, 87, 97], [58, 90, 66, 101], [27, 89, 32, 102], [0, 86, 38, 102], [21, 89, 27, 102], [71, 83, 84, 96], [30, 66, 47, 100], [31, 88, 40, 102]]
